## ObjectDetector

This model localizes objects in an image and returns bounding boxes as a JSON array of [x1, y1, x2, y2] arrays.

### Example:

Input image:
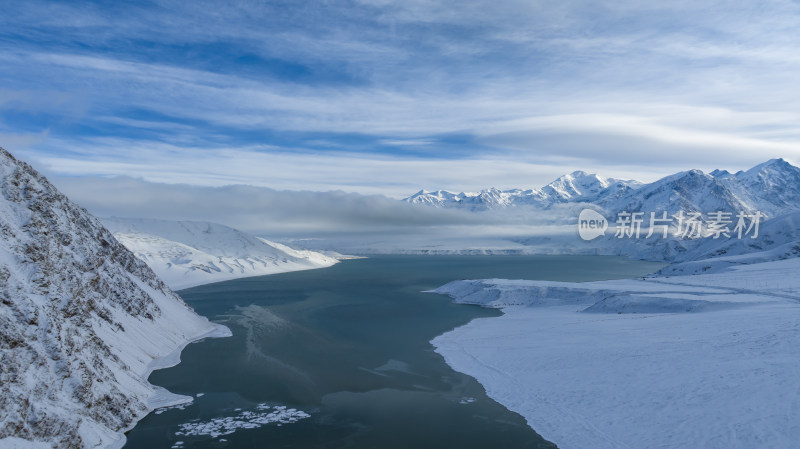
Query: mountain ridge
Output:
[[404, 171, 642, 211], [404, 159, 800, 219], [0, 147, 228, 448], [101, 217, 339, 289]]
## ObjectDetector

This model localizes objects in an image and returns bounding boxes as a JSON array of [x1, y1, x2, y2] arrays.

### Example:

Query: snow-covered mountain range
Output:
[[604, 158, 800, 217], [0, 148, 230, 448], [398, 158, 800, 264], [405, 158, 800, 218], [102, 218, 339, 290], [404, 171, 642, 211]]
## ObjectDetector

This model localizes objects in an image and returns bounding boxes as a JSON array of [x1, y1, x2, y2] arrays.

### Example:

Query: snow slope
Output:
[[101, 218, 338, 289], [654, 212, 800, 275], [431, 258, 800, 449], [0, 148, 230, 448]]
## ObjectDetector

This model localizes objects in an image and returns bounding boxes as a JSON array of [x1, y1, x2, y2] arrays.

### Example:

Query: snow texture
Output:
[[404, 171, 641, 211], [405, 159, 800, 218], [101, 217, 339, 289], [432, 257, 800, 449], [396, 159, 800, 262], [0, 148, 230, 449]]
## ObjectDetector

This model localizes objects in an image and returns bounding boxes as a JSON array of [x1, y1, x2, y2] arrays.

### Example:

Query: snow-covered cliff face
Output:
[[101, 218, 339, 290], [0, 148, 224, 448]]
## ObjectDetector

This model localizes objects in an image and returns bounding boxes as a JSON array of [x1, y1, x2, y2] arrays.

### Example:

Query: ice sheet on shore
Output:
[[432, 258, 800, 449]]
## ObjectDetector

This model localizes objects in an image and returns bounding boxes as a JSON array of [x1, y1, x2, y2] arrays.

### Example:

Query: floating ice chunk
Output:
[[175, 403, 310, 439], [155, 403, 190, 415]]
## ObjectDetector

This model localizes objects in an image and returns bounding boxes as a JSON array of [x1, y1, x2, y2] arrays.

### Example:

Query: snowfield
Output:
[[102, 218, 339, 289], [432, 257, 800, 449]]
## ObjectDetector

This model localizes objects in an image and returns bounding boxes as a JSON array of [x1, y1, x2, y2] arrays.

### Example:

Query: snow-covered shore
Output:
[[105, 322, 233, 449], [431, 257, 800, 449], [102, 218, 340, 289]]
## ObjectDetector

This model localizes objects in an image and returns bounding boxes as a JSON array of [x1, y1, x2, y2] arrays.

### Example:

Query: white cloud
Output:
[[4, 0, 800, 197], [48, 175, 506, 237], [24, 139, 637, 196]]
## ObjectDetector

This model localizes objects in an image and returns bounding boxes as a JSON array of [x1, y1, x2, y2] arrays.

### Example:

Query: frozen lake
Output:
[[124, 255, 662, 449]]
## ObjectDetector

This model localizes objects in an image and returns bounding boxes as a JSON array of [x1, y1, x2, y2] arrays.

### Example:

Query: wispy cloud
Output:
[[2, 0, 800, 199], [30, 139, 622, 196], [49, 175, 505, 236]]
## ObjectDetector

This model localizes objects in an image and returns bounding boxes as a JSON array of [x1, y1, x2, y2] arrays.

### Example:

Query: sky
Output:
[[2, 0, 800, 235]]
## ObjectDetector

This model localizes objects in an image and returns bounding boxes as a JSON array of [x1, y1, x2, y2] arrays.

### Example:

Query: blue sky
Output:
[[2, 0, 800, 197]]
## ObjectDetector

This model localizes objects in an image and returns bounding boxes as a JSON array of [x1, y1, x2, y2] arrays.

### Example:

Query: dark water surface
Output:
[[124, 255, 663, 449]]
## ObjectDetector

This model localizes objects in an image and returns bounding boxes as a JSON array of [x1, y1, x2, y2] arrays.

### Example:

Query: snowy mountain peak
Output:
[[543, 171, 613, 200], [403, 170, 639, 210], [404, 159, 800, 220], [726, 158, 800, 216], [741, 157, 800, 180], [403, 189, 461, 207], [751, 157, 791, 169], [709, 169, 731, 178]]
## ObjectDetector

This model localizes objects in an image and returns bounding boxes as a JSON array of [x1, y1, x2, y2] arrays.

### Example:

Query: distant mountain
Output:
[[102, 218, 339, 290], [722, 158, 800, 217], [603, 158, 800, 217], [402, 159, 800, 264], [602, 169, 750, 215], [583, 163, 800, 263], [543, 171, 642, 203], [403, 171, 641, 211], [0, 148, 227, 448], [656, 211, 800, 274], [406, 159, 800, 219]]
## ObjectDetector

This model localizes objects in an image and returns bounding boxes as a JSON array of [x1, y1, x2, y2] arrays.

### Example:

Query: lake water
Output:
[[124, 255, 663, 449]]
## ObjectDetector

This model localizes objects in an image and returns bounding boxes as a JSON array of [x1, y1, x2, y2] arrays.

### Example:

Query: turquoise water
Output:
[[124, 255, 663, 449]]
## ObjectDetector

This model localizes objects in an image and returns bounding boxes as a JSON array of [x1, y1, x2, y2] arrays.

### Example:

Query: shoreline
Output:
[[169, 262, 340, 291], [429, 258, 800, 449], [108, 259, 342, 449], [107, 321, 232, 449]]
